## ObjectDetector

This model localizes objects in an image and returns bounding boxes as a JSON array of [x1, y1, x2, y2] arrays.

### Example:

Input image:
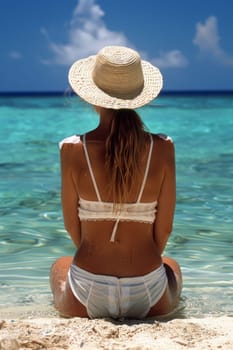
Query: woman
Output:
[[50, 46, 182, 319]]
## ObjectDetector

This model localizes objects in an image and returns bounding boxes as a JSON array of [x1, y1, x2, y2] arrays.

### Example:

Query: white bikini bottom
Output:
[[68, 264, 168, 319]]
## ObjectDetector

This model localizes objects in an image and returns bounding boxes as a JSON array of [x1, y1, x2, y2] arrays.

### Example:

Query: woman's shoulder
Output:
[[151, 133, 175, 160], [153, 133, 174, 143], [59, 135, 82, 149]]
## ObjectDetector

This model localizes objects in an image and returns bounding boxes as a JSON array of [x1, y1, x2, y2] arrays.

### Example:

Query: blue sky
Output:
[[1, 0, 233, 92]]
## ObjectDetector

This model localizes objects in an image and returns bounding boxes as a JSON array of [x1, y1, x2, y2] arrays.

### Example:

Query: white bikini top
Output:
[[60, 134, 157, 242], [81, 134, 157, 241]]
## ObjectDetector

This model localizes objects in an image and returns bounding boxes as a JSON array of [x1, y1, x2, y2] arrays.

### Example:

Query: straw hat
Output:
[[68, 46, 163, 109]]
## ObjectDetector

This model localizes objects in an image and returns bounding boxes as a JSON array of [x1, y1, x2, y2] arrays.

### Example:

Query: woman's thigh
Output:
[[163, 256, 182, 296], [147, 256, 182, 317], [50, 256, 88, 317]]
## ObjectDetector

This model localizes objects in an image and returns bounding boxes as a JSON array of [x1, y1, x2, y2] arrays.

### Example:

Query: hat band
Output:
[[92, 58, 144, 100]]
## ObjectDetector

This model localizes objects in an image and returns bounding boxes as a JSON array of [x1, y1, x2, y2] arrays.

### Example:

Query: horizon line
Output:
[[0, 89, 233, 97]]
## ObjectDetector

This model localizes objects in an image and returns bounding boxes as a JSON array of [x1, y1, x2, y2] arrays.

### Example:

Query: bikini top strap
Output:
[[83, 134, 102, 202], [136, 133, 154, 203], [83, 133, 153, 204]]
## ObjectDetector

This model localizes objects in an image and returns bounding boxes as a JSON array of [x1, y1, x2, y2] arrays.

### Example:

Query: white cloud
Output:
[[43, 0, 128, 65], [193, 16, 233, 66], [9, 51, 23, 60], [42, 0, 187, 69], [151, 50, 188, 68]]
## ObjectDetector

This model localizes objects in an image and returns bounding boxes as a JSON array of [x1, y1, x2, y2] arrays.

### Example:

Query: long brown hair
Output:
[[105, 109, 149, 204]]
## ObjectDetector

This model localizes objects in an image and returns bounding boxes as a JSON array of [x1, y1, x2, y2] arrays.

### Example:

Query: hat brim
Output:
[[68, 55, 163, 109]]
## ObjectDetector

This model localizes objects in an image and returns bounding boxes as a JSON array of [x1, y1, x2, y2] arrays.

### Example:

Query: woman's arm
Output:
[[60, 143, 81, 248], [153, 139, 176, 255]]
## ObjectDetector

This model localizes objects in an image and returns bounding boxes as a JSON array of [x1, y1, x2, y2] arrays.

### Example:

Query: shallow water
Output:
[[0, 93, 232, 318]]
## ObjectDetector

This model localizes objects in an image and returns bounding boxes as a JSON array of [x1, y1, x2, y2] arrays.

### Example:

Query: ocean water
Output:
[[0, 92, 232, 318]]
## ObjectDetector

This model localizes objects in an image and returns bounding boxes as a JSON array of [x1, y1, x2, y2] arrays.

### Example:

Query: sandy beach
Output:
[[0, 306, 232, 350]]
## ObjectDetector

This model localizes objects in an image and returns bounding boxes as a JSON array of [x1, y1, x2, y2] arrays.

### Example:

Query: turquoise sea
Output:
[[0, 92, 232, 318]]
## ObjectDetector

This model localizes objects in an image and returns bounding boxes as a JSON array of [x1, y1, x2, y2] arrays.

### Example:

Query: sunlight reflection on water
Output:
[[0, 94, 233, 317]]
